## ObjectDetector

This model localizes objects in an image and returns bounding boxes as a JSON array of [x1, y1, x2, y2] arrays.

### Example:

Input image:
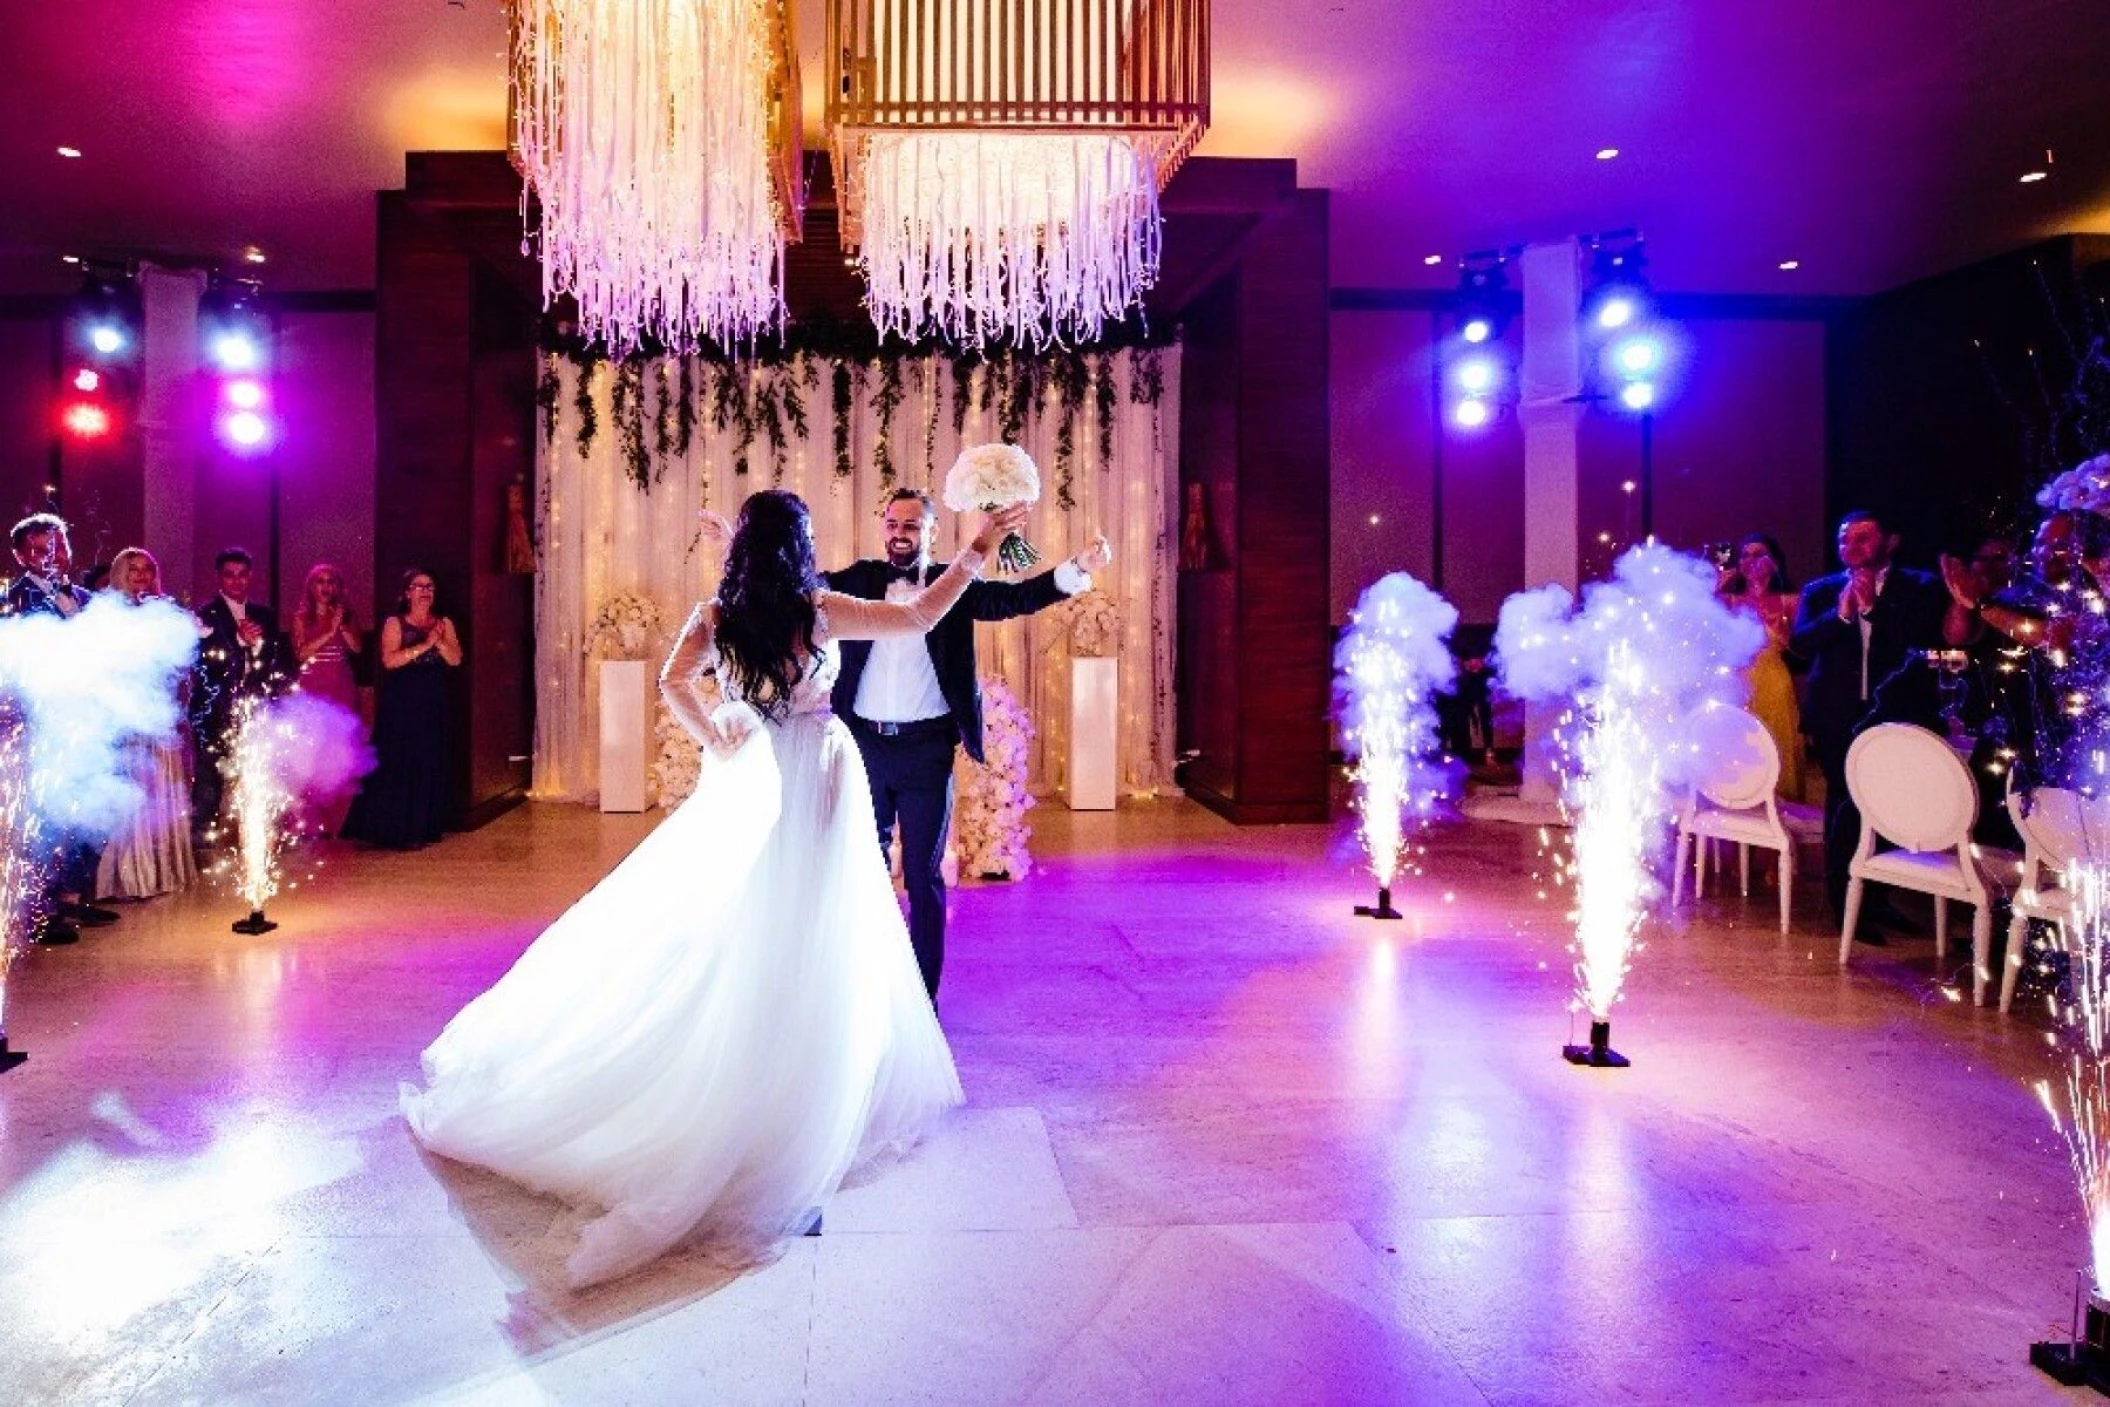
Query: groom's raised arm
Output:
[[964, 567, 1075, 622]]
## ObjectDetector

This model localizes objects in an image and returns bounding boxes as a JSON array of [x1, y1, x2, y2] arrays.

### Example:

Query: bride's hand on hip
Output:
[[968, 505, 1030, 556]]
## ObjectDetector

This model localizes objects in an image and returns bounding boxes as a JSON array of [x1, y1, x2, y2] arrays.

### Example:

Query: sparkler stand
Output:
[[1354, 886, 1404, 921], [232, 908, 279, 936], [1563, 1018, 1630, 1068], [2031, 1274, 2110, 1393]]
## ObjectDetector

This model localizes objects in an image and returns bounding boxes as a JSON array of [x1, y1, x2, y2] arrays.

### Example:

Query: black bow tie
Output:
[[883, 564, 922, 585]]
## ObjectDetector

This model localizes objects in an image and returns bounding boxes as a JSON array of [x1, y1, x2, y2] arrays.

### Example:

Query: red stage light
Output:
[[63, 402, 111, 438], [72, 368, 100, 393]]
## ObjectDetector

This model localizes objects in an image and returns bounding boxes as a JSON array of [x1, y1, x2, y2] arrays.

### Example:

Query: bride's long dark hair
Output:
[[716, 490, 823, 721]]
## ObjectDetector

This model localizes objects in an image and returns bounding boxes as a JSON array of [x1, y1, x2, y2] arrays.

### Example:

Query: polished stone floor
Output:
[[0, 796, 2095, 1404]]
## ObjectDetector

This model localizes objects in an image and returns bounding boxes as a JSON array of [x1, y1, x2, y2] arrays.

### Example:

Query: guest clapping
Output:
[[191, 547, 292, 843], [292, 563, 363, 712], [344, 569, 461, 849], [1716, 534, 1805, 800], [95, 548, 197, 899]]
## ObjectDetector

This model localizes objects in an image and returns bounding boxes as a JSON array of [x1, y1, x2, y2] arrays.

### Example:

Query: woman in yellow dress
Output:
[[1718, 534, 1806, 800]]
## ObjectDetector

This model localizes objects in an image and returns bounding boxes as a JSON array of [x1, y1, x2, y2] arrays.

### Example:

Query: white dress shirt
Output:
[[1855, 566, 1889, 701], [852, 560, 1091, 723]]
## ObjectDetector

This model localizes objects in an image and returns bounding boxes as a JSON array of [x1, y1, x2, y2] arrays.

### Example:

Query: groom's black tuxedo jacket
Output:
[[823, 559, 1068, 765]]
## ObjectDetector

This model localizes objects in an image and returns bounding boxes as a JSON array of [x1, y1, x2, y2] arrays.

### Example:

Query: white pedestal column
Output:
[[1517, 241, 1584, 808], [598, 659, 649, 813], [1068, 657, 1118, 810]]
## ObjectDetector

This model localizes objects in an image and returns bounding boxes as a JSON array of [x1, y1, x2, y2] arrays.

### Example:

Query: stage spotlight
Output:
[[63, 403, 112, 438], [1453, 252, 1513, 346], [211, 333, 260, 373], [1619, 381, 1656, 411], [72, 369, 99, 393], [1582, 233, 1650, 335], [222, 411, 270, 448], [1456, 357, 1498, 394], [1454, 398, 1492, 429], [88, 324, 126, 355], [1614, 336, 1661, 375], [223, 379, 266, 411]]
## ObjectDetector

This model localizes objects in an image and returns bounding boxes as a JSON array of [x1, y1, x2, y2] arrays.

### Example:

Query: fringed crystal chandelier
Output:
[[509, 0, 804, 356], [826, 0, 1209, 348]]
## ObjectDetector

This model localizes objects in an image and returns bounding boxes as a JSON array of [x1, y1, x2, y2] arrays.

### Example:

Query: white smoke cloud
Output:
[[1493, 543, 1764, 1017], [1334, 571, 1461, 890], [0, 595, 198, 838]]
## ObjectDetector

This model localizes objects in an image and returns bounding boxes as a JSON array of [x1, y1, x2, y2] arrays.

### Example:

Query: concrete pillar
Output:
[[1516, 241, 1583, 805], [139, 266, 205, 598]]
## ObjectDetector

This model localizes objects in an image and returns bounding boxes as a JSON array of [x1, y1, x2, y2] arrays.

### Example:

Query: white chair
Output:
[[1671, 704, 1796, 933], [1837, 723, 2010, 1004], [1999, 787, 2110, 1013]]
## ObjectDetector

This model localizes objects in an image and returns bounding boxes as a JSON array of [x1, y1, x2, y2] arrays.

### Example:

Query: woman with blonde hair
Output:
[[292, 562, 362, 713], [96, 548, 197, 898]]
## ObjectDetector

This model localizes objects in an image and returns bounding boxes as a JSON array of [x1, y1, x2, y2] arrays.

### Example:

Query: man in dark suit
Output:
[[826, 488, 1111, 999], [4, 513, 114, 944], [1790, 510, 1951, 925], [191, 546, 292, 844]]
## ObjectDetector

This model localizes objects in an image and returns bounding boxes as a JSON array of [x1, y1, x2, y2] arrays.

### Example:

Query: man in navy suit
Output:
[[4, 513, 114, 944], [1790, 511, 1951, 924], [190, 546, 292, 844], [826, 488, 1111, 999]]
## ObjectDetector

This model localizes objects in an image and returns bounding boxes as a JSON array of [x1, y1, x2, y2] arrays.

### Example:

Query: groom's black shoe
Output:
[[63, 901, 118, 927]]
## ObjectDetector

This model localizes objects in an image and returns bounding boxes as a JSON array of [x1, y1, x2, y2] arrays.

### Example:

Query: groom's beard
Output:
[[885, 543, 923, 571]]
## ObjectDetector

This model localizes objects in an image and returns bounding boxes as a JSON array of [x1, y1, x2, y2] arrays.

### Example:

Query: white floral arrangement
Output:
[[2039, 453, 2110, 517], [1062, 590, 1123, 658], [651, 698, 702, 808], [588, 591, 670, 661], [943, 442, 1042, 573], [951, 677, 1035, 880]]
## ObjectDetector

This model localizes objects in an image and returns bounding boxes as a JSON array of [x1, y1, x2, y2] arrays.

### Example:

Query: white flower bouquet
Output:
[[2039, 453, 2110, 517], [1064, 591, 1123, 658], [588, 591, 670, 661], [943, 442, 1042, 573]]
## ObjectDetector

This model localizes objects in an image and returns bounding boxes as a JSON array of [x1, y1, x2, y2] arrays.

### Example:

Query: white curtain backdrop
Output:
[[532, 345, 1181, 803]]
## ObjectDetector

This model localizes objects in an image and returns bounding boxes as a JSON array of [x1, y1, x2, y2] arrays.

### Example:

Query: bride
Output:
[[402, 489, 1028, 1287]]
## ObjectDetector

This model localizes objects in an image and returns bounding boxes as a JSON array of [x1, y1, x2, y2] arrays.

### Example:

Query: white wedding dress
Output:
[[401, 554, 984, 1287]]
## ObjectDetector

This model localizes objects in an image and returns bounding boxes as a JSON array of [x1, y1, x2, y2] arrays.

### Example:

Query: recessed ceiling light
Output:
[[60, 254, 79, 265], [243, 247, 267, 265], [1595, 147, 1620, 161], [1423, 253, 1443, 266], [1778, 259, 1800, 271], [2020, 170, 2049, 183], [56, 146, 81, 159]]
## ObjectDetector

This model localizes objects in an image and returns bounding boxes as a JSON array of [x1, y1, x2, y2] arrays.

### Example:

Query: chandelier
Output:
[[825, 0, 1209, 348], [509, 0, 804, 356]]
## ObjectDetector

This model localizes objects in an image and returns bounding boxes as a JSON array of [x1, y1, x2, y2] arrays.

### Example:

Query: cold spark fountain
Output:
[[1494, 544, 1762, 1067], [1333, 572, 1459, 920], [223, 692, 372, 935], [0, 596, 196, 1066]]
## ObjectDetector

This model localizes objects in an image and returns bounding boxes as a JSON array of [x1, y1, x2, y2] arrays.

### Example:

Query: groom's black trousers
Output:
[[846, 717, 957, 998]]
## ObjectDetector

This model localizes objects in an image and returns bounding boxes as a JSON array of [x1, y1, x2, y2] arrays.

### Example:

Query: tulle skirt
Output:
[[401, 711, 962, 1287]]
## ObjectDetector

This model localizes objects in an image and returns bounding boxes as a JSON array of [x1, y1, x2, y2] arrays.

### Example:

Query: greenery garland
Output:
[[537, 355, 562, 452], [573, 360, 599, 458], [540, 314, 1172, 496], [832, 362, 854, 478], [675, 355, 696, 459], [871, 358, 905, 491]]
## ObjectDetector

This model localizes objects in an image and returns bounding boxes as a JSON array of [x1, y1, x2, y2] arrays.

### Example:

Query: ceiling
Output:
[[6, 0, 2109, 297]]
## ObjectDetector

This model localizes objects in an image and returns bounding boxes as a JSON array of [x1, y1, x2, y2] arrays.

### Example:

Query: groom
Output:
[[827, 488, 1111, 999]]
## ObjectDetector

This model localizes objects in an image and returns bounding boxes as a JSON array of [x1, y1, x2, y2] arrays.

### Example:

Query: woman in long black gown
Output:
[[346, 568, 461, 848]]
